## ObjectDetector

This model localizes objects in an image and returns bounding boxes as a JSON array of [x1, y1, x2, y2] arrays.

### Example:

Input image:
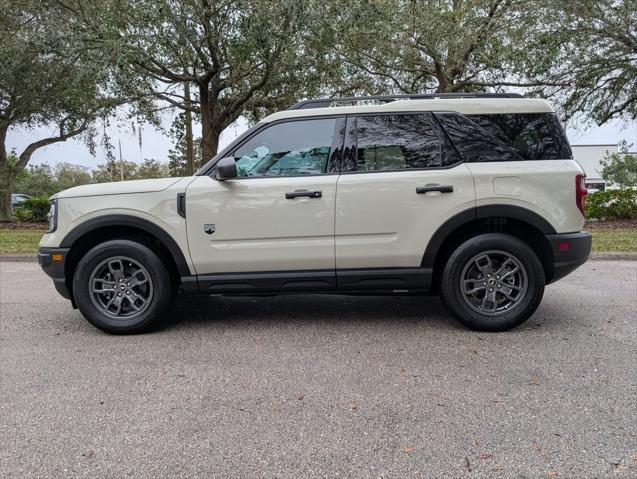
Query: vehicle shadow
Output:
[[161, 293, 464, 332]]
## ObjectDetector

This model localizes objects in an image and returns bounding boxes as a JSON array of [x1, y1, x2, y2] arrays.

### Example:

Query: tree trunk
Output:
[[435, 73, 452, 93], [199, 82, 217, 161], [202, 127, 221, 158], [0, 127, 13, 222], [0, 167, 13, 222], [184, 81, 195, 174]]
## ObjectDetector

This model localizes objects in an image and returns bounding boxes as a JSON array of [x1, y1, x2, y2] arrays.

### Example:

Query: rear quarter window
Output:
[[435, 112, 572, 162]]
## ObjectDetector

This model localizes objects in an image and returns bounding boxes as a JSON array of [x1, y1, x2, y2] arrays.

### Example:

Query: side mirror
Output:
[[215, 157, 237, 181]]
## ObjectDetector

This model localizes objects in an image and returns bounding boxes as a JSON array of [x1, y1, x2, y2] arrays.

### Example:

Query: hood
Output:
[[51, 178, 185, 200]]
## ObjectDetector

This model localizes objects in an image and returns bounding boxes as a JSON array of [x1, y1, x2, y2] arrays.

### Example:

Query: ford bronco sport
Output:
[[38, 93, 592, 334]]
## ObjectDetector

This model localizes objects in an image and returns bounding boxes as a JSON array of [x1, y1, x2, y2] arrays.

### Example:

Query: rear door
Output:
[[334, 113, 476, 288], [186, 117, 344, 278]]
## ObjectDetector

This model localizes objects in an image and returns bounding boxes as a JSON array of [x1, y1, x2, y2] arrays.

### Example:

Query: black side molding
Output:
[[60, 215, 192, 277], [187, 267, 433, 295], [476, 205, 556, 234], [421, 205, 558, 268], [177, 193, 186, 218], [337, 267, 432, 291], [197, 270, 336, 294], [421, 208, 476, 267]]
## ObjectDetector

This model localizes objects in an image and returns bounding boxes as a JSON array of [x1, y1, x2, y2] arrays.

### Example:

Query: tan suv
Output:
[[39, 93, 591, 333]]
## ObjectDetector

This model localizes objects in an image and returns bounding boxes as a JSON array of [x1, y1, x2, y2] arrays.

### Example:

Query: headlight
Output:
[[47, 200, 57, 233]]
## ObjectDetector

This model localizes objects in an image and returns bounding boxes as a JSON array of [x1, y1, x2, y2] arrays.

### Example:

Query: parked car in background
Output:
[[38, 93, 591, 334], [11, 193, 31, 209]]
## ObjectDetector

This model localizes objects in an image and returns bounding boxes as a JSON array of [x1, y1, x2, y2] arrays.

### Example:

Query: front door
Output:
[[186, 117, 344, 282]]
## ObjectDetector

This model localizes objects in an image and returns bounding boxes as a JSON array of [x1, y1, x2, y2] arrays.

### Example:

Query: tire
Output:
[[440, 233, 545, 332], [72, 239, 175, 334]]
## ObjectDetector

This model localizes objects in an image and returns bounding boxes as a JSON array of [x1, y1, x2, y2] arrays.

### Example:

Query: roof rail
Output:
[[288, 93, 524, 110]]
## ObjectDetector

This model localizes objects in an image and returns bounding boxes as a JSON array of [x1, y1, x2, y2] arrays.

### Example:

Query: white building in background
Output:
[[570, 144, 635, 190]]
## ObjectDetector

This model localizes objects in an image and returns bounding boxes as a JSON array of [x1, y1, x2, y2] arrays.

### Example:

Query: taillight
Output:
[[576, 174, 587, 216]]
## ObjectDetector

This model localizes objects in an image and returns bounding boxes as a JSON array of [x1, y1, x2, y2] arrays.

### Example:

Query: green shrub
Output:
[[13, 196, 51, 223], [586, 188, 637, 220], [12, 207, 35, 222]]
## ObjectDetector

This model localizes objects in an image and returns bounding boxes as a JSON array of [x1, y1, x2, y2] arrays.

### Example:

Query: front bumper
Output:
[[545, 231, 592, 284], [38, 247, 71, 301]]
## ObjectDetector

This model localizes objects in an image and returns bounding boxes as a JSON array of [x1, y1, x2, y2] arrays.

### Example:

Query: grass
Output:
[[0, 229, 45, 254], [0, 227, 635, 255], [590, 228, 637, 252]]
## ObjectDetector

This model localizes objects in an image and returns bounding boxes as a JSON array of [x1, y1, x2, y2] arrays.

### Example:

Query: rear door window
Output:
[[347, 114, 444, 172]]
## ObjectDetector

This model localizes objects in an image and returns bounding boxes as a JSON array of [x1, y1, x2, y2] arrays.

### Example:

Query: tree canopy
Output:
[[321, 0, 564, 94], [60, 0, 333, 161], [0, 0, 140, 219], [14, 158, 171, 198], [531, 0, 637, 125], [2, 0, 635, 223], [601, 141, 637, 187], [319, 0, 636, 124]]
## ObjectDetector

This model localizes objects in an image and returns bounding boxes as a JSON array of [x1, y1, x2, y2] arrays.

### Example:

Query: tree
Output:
[[92, 160, 139, 183], [323, 0, 635, 125], [13, 162, 57, 197], [91, 158, 169, 182], [167, 112, 202, 177], [601, 141, 637, 187], [0, 1, 133, 221], [135, 159, 169, 179], [13, 160, 93, 197], [531, 0, 637, 125], [61, 0, 333, 161], [322, 0, 567, 95], [54, 162, 92, 191]]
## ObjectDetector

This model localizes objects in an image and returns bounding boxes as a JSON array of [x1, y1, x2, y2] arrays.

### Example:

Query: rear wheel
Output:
[[441, 233, 545, 331], [73, 240, 174, 334]]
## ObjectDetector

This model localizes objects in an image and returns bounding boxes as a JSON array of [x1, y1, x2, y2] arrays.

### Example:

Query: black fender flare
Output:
[[421, 205, 557, 268], [60, 215, 192, 277]]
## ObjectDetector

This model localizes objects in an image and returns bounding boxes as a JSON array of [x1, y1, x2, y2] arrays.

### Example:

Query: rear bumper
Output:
[[38, 247, 71, 300], [545, 231, 592, 284]]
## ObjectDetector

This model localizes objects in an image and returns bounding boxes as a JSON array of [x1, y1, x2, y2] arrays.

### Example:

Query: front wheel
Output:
[[441, 233, 545, 332], [73, 240, 175, 334]]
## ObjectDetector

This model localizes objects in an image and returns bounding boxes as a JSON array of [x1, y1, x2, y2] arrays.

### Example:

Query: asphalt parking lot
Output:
[[1, 260, 635, 478]]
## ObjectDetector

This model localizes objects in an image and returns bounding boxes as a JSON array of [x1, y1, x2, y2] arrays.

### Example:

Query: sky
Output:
[[6, 112, 637, 169]]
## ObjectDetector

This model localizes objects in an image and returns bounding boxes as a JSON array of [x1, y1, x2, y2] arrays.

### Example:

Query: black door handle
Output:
[[285, 190, 322, 199], [416, 185, 454, 194]]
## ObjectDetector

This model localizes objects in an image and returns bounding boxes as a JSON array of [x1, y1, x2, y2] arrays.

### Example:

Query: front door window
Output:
[[233, 118, 337, 177]]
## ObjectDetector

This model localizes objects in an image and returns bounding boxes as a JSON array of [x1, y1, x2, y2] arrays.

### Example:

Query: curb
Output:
[[0, 254, 37, 262], [1, 252, 637, 262], [589, 252, 637, 261]]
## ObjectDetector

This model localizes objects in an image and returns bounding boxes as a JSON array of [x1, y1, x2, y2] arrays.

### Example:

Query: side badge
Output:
[[203, 224, 216, 235]]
